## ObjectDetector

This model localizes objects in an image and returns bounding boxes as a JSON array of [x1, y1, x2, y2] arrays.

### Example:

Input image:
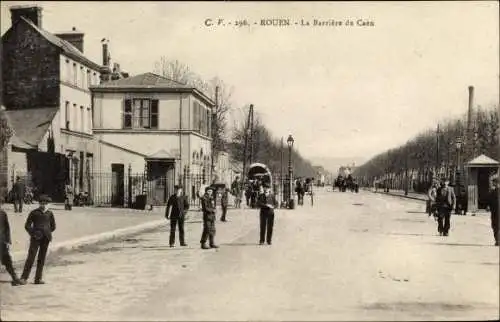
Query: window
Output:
[[80, 67, 85, 88], [65, 101, 70, 130], [93, 73, 98, 86], [87, 107, 92, 132], [73, 104, 77, 131], [87, 70, 91, 87], [65, 59, 71, 82], [73, 63, 77, 85], [123, 99, 159, 129], [80, 106, 84, 132]]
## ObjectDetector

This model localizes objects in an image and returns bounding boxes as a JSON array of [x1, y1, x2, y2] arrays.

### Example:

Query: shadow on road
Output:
[[385, 232, 428, 237], [362, 301, 475, 312], [406, 211, 425, 214], [220, 242, 259, 247], [429, 242, 494, 247], [394, 218, 427, 223]]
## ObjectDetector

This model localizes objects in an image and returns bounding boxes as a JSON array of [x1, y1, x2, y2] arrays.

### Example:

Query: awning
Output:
[[145, 149, 176, 161], [465, 154, 499, 168]]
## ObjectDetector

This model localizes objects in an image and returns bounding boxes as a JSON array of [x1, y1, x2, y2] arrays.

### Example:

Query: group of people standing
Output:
[[1, 194, 56, 286], [427, 176, 499, 245], [164, 176, 279, 250]]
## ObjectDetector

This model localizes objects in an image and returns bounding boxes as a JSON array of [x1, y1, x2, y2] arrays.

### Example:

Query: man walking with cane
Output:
[[165, 185, 189, 247], [435, 177, 456, 237]]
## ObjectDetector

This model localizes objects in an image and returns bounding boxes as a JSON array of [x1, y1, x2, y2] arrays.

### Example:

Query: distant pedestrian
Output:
[[245, 184, 252, 207], [1, 197, 25, 286], [220, 188, 229, 222], [435, 177, 456, 236], [200, 187, 218, 249], [427, 180, 438, 218], [231, 177, 242, 208], [64, 183, 74, 211], [20, 194, 56, 284], [487, 176, 499, 246], [258, 183, 278, 245], [165, 185, 190, 247], [12, 176, 25, 213]]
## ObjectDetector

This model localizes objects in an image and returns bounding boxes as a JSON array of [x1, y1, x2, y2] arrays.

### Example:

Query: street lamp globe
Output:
[[287, 135, 294, 148]]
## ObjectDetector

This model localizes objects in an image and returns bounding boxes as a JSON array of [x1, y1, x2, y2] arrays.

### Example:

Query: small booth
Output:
[[465, 154, 499, 214]]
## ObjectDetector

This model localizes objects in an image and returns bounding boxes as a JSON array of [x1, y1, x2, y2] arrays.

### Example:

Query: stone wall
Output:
[[2, 20, 60, 109]]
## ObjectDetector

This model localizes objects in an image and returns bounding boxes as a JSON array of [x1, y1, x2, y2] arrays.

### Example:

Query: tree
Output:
[[0, 107, 14, 152]]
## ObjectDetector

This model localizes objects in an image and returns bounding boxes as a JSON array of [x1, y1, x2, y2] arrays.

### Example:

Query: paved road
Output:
[[2, 189, 498, 321]]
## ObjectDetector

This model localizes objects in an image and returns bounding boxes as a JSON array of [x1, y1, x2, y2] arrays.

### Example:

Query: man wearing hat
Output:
[[0, 196, 25, 285], [165, 185, 190, 247], [487, 175, 499, 246], [435, 177, 456, 236], [20, 194, 56, 284], [258, 182, 279, 245], [200, 186, 218, 249]]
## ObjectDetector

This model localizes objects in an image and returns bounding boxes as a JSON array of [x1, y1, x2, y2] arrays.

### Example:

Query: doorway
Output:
[[477, 168, 491, 209], [111, 163, 125, 206]]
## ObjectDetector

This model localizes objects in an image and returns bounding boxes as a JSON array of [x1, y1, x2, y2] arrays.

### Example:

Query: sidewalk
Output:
[[372, 189, 427, 201], [2, 203, 188, 263]]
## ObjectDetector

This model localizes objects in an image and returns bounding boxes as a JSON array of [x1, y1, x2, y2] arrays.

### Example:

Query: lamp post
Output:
[[287, 134, 294, 209], [455, 136, 463, 186]]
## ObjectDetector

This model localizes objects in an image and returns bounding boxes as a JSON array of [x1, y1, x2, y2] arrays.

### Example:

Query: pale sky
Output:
[[1, 1, 499, 162]]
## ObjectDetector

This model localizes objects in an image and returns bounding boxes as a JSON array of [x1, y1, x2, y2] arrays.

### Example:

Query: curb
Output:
[[371, 190, 426, 202], [10, 218, 168, 264]]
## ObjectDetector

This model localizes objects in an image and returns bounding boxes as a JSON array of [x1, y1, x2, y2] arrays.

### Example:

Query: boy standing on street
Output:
[[20, 195, 56, 285]]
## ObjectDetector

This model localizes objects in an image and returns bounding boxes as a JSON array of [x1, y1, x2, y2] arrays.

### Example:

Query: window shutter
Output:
[[123, 99, 131, 129], [151, 99, 159, 129]]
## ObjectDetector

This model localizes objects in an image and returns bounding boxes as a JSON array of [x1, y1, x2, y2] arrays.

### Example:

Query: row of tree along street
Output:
[[153, 57, 319, 179], [353, 105, 499, 193]]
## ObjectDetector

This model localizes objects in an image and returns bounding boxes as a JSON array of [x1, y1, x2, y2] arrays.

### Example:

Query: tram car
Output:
[[246, 163, 273, 208]]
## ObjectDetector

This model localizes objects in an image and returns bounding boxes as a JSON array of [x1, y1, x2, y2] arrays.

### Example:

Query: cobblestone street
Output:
[[1, 189, 498, 321]]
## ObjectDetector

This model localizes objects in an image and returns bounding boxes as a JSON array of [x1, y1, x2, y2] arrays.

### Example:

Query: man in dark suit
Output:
[[12, 176, 25, 213], [20, 194, 56, 284], [220, 188, 229, 222], [166, 185, 190, 247], [435, 177, 456, 237], [200, 187, 218, 249], [1, 197, 25, 286], [488, 176, 499, 246], [258, 183, 279, 245]]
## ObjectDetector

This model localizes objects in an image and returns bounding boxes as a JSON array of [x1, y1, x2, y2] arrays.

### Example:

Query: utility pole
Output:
[[211, 86, 219, 183], [241, 104, 254, 192], [280, 137, 284, 203], [404, 146, 409, 196], [436, 124, 440, 178], [178, 93, 183, 185]]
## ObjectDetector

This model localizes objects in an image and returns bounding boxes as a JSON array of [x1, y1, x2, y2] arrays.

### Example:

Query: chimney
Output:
[[101, 39, 110, 67], [10, 5, 43, 28], [55, 27, 84, 53]]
